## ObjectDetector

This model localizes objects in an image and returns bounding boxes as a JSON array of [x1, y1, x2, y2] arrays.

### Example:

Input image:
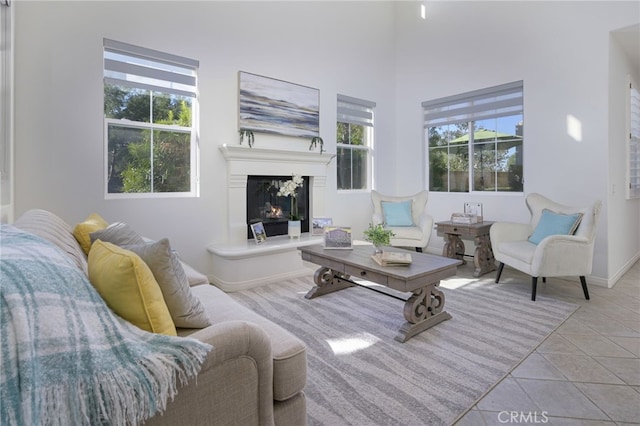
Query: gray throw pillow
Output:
[[124, 239, 211, 329], [90, 222, 146, 247]]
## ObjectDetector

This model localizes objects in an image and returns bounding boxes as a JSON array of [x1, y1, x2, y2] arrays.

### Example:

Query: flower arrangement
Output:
[[277, 174, 304, 220], [363, 223, 395, 248]]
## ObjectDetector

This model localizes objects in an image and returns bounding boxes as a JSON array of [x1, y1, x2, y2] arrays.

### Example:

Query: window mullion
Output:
[[495, 138, 499, 192], [469, 121, 475, 192], [447, 144, 451, 192], [149, 91, 154, 193]]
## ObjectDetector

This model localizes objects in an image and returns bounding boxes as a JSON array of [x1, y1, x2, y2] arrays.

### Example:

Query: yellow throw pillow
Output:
[[73, 213, 109, 255], [88, 240, 177, 336]]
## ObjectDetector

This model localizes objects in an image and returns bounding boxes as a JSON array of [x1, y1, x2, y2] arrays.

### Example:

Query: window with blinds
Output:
[[628, 78, 640, 199], [423, 81, 524, 193], [103, 39, 199, 197], [336, 95, 375, 191]]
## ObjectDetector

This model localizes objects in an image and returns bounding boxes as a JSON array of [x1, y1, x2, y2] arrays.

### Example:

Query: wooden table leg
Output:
[[304, 267, 355, 299], [395, 282, 451, 343], [442, 233, 466, 265], [472, 234, 496, 277]]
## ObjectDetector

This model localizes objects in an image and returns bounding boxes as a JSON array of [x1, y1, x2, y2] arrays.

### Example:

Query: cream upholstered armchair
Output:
[[371, 190, 433, 252], [490, 193, 602, 301]]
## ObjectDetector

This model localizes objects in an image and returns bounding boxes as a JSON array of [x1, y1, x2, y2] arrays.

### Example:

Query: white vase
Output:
[[288, 220, 301, 239]]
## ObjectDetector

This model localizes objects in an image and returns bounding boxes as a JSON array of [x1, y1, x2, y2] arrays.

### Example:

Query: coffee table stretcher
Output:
[[305, 267, 451, 343]]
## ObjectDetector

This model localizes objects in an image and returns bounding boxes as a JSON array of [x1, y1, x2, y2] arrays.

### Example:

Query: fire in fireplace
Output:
[[246, 175, 310, 239]]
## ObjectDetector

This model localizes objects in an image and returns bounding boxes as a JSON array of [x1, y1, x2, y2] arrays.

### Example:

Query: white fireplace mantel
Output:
[[219, 144, 335, 177], [207, 144, 334, 291], [219, 144, 335, 244]]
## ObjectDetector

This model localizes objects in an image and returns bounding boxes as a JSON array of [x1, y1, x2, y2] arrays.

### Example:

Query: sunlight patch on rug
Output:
[[326, 332, 381, 355], [439, 276, 477, 289]]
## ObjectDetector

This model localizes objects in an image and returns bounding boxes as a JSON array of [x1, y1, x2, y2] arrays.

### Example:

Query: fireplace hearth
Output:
[[246, 175, 310, 239]]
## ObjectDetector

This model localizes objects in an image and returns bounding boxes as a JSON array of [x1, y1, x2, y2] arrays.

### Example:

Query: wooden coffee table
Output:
[[298, 244, 461, 343]]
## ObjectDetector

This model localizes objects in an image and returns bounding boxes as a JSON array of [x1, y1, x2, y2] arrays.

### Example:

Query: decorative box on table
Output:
[[450, 213, 478, 224]]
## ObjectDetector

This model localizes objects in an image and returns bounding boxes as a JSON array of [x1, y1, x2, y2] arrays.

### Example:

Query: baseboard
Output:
[[425, 245, 640, 289], [606, 252, 640, 288]]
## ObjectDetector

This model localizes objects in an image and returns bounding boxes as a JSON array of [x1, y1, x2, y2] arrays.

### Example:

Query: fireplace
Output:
[[246, 175, 310, 239], [209, 145, 335, 291], [218, 144, 334, 245]]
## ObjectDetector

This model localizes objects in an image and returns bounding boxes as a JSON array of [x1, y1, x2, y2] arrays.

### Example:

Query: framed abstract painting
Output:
[[238, 71, 319, 138]]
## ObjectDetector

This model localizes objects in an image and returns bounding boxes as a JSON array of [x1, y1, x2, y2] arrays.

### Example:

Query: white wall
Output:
[[13, 1, 640, 284], [13, 1, 396, 274], [392, 1, 640, 284]]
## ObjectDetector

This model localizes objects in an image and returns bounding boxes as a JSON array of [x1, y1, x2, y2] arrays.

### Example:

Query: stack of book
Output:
[[371, 251, 412, 267]]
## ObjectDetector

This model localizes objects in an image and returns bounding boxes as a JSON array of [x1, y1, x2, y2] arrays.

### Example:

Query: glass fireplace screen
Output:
[[246, 175, 310, 239]]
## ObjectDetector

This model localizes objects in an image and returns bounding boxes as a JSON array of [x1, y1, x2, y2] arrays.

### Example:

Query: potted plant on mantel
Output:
[[309, 136, 324, 153], [277, 174, 304, 239], [239, 128, 255, 147], [363, 223, 395, 253]]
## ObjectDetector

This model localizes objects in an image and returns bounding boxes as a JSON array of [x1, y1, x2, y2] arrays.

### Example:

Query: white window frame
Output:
[[103, 39, 199, 199], [336, 94, 375, 192], [1, 0, 14, 222], [423, 81, 524, 193], [627, 75, 640, 199]]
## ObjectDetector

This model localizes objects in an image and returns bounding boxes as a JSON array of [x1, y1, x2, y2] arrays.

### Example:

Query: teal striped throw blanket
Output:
[[0, 225, 212, 425]]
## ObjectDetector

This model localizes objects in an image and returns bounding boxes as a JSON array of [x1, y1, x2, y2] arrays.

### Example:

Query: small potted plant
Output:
[[309, 136, 324, 153], [239, 128, 255, 147], [363, 223, 395, 253]]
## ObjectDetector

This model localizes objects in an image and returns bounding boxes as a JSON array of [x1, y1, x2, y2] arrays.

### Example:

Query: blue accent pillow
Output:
[[381, 200, 414, 227], [528, 209, 583, 245]]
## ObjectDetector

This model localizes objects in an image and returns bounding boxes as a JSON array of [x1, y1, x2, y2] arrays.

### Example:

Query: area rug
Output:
[[230, 268, 579, 426]]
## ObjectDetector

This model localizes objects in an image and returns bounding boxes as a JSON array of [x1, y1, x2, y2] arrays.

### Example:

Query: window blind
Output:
[[337, 94, 376, 127], [422, 81, 523, 127], [103, 38, 198, 98]]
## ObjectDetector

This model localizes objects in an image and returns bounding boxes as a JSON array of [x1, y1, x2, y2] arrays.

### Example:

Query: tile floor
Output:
[[455, 259, 640, 426]]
